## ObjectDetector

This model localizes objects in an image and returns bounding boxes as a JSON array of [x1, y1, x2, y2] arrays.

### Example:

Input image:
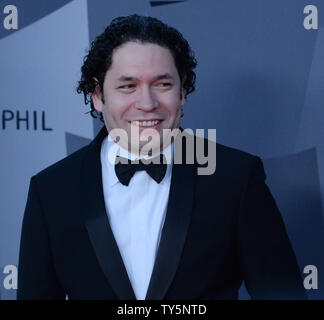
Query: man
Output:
[[17, 14, 306, 300]]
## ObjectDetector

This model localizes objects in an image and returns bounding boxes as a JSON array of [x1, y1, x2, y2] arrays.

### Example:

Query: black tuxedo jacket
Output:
[[17, 126, 306, 300]]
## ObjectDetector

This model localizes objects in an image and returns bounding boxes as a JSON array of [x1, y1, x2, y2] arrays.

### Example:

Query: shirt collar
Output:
[[101, 135, 174, 188]]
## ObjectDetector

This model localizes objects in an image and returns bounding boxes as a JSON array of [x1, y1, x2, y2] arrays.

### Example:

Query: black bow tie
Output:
[[114, 154, 167, 186]]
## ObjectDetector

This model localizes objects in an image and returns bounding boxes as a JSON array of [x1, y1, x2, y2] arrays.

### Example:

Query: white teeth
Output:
[[132, 120, 160, 127]]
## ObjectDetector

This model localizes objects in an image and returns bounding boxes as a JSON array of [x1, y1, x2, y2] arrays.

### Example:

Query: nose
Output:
[[134, 86, 159, 111]]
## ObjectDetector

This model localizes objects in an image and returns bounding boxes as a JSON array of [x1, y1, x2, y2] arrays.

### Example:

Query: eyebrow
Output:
[[117, 73, 174, 82]]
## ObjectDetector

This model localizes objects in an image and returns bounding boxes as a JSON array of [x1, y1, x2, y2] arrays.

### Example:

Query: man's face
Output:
[[92, 41, 186, 154]]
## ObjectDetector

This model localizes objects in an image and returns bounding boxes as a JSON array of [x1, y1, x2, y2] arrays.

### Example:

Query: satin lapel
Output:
[[145, 132, 197, 300], [80, 127, 136, 300]]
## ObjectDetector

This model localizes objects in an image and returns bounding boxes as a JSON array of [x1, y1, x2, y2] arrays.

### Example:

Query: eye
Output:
[[156, 82, 172, 88], [118, 84, 135, 89]]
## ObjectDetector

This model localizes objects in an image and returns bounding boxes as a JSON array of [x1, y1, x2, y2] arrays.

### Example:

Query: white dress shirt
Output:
[[100, 136, 173, 300]]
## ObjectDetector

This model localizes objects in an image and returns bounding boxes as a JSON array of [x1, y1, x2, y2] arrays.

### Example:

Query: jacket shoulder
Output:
[[215, 141, 265, 180], [34, 145, 89, 184]]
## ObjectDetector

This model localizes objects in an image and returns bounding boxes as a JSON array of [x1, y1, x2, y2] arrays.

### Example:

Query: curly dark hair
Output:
[[76, 14, 197, 121]]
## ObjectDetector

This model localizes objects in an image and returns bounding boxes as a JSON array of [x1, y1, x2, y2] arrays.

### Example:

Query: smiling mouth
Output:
[[129, 120, 162, 127]]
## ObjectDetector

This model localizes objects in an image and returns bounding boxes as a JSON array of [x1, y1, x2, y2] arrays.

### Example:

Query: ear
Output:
[[92, 78, 104, 112], [180, 74, 187, 107]]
